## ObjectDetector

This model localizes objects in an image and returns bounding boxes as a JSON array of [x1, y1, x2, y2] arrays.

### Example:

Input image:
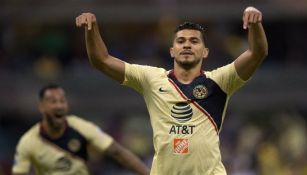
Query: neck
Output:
[[42, 119, 65, 139], [173, 63, 202, 84]]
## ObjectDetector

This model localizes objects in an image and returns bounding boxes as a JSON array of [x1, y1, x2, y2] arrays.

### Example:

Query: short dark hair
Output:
[[39, 83, 62, 100], [174, 21, 206, 42]]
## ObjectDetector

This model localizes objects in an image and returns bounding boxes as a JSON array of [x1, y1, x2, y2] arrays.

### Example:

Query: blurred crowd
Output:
[[1, 17, 307, 75], [1, 2, 307, 175]]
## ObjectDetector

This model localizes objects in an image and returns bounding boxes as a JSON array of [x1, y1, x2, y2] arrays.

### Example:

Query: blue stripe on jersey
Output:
[[40, 124, 88, 161], [168, 71, 227, 131]]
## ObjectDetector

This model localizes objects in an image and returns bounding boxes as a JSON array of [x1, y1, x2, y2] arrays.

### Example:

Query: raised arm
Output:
[[234, 7, 268, 81], [105, 141, 150, 175], [76, 13, 125, 83]]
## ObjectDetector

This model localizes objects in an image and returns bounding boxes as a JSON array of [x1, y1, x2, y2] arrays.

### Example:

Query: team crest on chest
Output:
[[68, 138, 81, 152], [54, 157, 72, 171], [193, 85, 208, 99]]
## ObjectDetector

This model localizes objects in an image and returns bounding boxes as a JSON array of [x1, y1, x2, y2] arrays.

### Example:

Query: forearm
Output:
[[107, 142, 150, 175], [234, 7, 269, 80], [85, 23, 110, 68], [115, 148, 150, 175], [248, 23, 268, 61]]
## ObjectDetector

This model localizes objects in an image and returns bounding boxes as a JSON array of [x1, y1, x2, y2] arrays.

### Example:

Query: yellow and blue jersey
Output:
[[123, 62, 245, 175], [12, 115, 113, 175]]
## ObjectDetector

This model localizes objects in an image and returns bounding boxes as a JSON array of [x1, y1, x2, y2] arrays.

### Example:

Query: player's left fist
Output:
[[242, 6, 262, 29]]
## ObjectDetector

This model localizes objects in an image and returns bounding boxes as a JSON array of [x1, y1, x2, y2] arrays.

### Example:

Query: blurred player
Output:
[[76, 6, 268, 175], [12, 84, 150, 175]]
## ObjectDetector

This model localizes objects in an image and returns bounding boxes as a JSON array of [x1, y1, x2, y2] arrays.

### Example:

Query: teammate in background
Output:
[[12, 84, 150, 175], [76, 6, 268, 175]]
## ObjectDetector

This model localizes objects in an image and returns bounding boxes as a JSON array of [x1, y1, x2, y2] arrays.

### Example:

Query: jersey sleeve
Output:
[[122, 62, 163, 94], [205, 62, 246, 96], [69, 117, 114, 152], [12, 134, 32, 174]]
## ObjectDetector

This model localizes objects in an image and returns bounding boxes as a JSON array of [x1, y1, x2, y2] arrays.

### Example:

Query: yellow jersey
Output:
[[12, 115, 113, 175], [123, 62, 245, 175]]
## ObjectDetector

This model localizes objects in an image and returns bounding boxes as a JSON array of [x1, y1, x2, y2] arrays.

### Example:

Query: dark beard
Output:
[[175, 58, 201, 70], [46, 113, 63, 130]]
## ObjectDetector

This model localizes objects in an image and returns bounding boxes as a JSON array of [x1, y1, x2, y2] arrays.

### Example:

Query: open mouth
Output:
[[53, 112, 66, 119], [55, 114, 64, 119]]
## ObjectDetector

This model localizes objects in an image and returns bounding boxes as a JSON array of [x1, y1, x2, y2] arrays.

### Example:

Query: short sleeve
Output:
[[205, 62, 246, 96], [69, 117, 114, 152], [87, 124, 114, 151], [122, 62, 165, 94], [12, 135, 32, 174]]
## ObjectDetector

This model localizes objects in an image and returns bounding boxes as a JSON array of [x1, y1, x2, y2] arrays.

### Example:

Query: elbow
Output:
[[261, 41, 269, 59], [262, 48, 268, 60], [256, 46, 268, 60], [263, 46, 269, 58], [258, 49, 268, 61], [90, 59, 102, 69], [88, 57, 101, 69], [88, 54, 109, 69]]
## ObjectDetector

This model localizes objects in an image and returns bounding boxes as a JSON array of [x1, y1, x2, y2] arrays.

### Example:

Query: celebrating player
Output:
[[76, 6, 268, 175], [12, 84, 150, 175]]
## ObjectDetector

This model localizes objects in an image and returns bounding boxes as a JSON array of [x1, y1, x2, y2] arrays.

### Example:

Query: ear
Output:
[[203, 48, 209, 59], [170, 47, 174, 58]]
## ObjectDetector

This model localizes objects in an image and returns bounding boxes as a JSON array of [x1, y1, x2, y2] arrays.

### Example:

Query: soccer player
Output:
[[12, 84, 150, 175], [76, 6, 268, 175]]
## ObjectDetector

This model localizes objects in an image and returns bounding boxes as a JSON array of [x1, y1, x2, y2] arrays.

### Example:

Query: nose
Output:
[[183, 41, 192, 49], [54, 101, 66, 110]]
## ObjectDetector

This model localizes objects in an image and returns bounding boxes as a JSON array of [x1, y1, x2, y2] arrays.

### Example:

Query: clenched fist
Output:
[[243, 7, 263, 29], [76, 13, 97, 30]]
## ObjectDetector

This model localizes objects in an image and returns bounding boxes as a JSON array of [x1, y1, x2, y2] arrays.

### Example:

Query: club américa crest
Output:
[[192, 85, 208, 99]]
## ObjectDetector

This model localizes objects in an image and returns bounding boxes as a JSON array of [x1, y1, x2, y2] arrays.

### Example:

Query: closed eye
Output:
[[176, 38, 185, 44], [190, 38, 200, 44]]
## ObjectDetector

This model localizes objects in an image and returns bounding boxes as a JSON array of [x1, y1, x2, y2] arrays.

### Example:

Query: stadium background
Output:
[[0, 0, 307, 174]]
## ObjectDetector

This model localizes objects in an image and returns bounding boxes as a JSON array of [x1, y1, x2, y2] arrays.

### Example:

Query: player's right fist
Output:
[[76, 13, 97, 30]]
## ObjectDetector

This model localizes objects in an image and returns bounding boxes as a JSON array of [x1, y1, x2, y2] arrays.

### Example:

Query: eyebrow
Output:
[[176, 37, 201, 41]]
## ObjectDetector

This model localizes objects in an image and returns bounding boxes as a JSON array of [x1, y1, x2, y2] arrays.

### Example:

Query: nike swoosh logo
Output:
[[159, 87, 168, 92]]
